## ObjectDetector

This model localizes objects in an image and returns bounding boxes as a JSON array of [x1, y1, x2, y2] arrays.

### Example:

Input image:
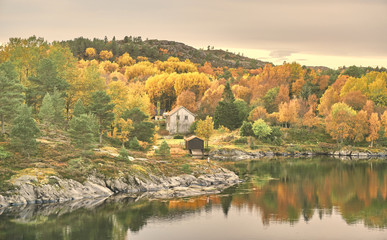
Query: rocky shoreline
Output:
[[210, 148, 387, 161], [0, 168, 240, 208]]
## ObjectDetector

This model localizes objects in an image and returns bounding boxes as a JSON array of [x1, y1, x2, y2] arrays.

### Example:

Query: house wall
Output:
[[166, 108, 195, 134]]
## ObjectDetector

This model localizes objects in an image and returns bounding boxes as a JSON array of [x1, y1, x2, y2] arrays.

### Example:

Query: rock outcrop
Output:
[[0, 168, 240, 208]]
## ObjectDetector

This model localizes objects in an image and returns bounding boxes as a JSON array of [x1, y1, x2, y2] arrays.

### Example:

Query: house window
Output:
[[176, 115, 180, 120], [185, 115, 188, 120]]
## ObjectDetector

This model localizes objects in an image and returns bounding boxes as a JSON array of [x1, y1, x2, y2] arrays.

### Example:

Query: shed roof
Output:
[[185, 135, 203, 142], [167, 106, 195, 117]]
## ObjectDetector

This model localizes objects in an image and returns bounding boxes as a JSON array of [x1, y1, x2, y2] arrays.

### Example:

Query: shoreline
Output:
[[0, 167, 240, 208]]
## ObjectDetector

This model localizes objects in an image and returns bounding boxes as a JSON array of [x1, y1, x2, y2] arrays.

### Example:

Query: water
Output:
[[1, 157, 387, 240]]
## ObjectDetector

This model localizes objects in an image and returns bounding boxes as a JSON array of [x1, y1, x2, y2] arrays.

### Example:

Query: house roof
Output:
[[185, 135, 203, 142], [167, 106, 195, 117]]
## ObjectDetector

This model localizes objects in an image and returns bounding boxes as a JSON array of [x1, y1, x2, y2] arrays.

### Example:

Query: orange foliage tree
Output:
[[175, 90, 198, 113], [367, 113, 381, 147]]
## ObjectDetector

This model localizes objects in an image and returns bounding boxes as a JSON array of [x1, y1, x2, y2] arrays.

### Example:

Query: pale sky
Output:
[[0, 0, 386, 69]]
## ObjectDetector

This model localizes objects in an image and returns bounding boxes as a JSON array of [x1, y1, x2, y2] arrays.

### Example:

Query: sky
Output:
[[0, 0, 386, 68]]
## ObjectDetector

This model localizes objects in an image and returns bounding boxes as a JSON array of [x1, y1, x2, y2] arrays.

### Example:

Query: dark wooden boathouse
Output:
[[185, 136, 204, 156]]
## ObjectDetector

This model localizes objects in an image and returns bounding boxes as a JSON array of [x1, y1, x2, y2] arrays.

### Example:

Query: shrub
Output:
[[173, 134, 184, 139], [129, 137, 142, 150], [234, 137, 248, 145], [156, 140, 170, 156], [0, 146, 11, 159], [119, 147, 130, 161], [240, 121, 254, 137]]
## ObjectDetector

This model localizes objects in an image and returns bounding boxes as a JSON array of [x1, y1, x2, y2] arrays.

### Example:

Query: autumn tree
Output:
[[248, 106, 268, 122], [85, 48, 96, 59], [176, 90, 198, 113], [0, 62, 24, 134], [99, 50, 113, 60], [275, 85, 290, 106], [195, 116, 214, 148], [325, 103, 356, 143], [278, 99, 300, 128], [116, 53, 135, 67], [318, 87, 340, 117], [367, 113, 381, 147], [363, 100, 375, 118], [89, 91, 115, 145], [302, 109, 319, 128], [114, 118, 134, 147], [342, 90, 367, 111], [381, 111, 387, 137], [353, 110, 368, 142]]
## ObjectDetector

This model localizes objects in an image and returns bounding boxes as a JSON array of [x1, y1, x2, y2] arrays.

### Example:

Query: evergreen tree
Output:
[[89, 91, 115, 145], [73, 99, 86, 117], [156, 140, 170, 156], [214, 82, 242, 130], [129, 136, 142, 150], [27, 58, 69, 109], [0, 62, 25, 134], [240, 121, 254, 137], [68, 114, 98, 151], [121, 108, 155, 143], [51, 88, 65, 127], [11, 104, 40, 157], [39, 93, 54, 128]]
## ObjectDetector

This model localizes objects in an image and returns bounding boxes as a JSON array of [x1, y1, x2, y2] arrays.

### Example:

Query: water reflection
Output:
[[0, 158, 387, 240]]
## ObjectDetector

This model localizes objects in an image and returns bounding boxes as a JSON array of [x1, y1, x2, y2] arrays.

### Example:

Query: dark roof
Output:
[[185, 135, 203, 141], [167, 106, 195, 117]]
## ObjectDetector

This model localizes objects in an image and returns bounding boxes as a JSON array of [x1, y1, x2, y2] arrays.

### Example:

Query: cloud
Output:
[[269, 50, 296, 59]]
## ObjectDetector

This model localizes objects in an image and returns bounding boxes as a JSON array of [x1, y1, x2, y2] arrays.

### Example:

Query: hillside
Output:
[[62, 36, 270, 69]]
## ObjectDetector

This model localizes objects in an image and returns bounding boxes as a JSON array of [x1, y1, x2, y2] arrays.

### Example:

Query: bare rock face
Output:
[[210, 149, 264, 161], [0, 168, 240, 208]]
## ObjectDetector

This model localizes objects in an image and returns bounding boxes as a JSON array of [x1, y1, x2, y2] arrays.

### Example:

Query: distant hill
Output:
[[63, 37, 271, 69]]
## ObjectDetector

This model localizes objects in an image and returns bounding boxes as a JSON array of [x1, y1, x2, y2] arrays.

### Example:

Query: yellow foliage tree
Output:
[[124, 61, 159, 80], [99, 50, 113, 60], [381, 111, 387, 137], [85, 48, 96, 58], [278, 99, 300, 128], [116, 53, 136, 67], [114, 118, 134, 147], [195, 116, 214, 148]]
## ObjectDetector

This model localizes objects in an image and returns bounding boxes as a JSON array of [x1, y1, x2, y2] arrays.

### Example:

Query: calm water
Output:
[[1, 157, 387, 240]]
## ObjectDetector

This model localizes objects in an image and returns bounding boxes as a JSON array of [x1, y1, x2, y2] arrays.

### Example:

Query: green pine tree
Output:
[[39, 93, 55, 128], [68, 114, 98, 151], [73, 99, 86, 117], [156, 140, 170, 157], [89, 91, 115, 145], [27, 58, 69, 109], [11, 104, 40, 157], [51, 88, 65, 128], [0, 62, 25, 134]]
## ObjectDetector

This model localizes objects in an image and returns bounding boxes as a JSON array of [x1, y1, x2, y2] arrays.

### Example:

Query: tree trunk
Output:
[[99, 132, 103, 145], [371, 139, 374, 148], [1, 114, 5, 134]]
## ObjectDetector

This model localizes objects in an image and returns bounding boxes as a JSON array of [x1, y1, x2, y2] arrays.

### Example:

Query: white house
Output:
[[166, 106, 195, 134]]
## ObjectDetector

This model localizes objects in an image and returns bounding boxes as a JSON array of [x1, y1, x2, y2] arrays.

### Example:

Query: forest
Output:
[[1, 35, 387, 159]]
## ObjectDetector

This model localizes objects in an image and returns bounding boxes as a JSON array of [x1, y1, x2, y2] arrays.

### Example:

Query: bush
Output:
[[189, 120, 198, 133], [0, 146, 11, 159], [173, 134, 184, 139], [156, 140, 170, 156], [234, 137, 248, 145], [181, 164, 192, 174], [129, 137, 142, 150], [240, 121, 254, 137], [119, 147, 130, 161]]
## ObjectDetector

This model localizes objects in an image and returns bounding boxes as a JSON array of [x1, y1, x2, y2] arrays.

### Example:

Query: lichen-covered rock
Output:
[[0, 168, 240, 208]]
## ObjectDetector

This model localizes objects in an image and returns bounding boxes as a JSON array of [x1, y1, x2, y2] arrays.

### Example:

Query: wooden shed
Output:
[[185, 136, 204, 156]]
